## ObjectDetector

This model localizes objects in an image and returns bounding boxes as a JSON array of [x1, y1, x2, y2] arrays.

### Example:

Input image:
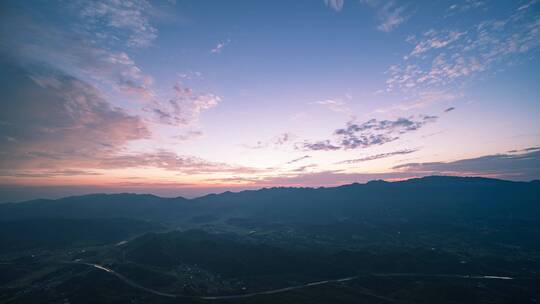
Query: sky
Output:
[[0, 0, 539, 202]]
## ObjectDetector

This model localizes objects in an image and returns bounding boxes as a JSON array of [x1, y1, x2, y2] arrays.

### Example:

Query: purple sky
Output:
[[0, 0, 539, 202]]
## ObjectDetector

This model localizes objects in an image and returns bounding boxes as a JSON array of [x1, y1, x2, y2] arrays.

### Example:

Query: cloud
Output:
[[0, 65, 255, 178], [94, 150, 261, 175], [334, 116, 437, 149], [291, 164, 318, 173], [274, 133, 293, 145], [2, 0, 215, 130], [393, 150, 540, 181], [286, 155, 312, 164], [178, 71, 203, 81], [0, 62, 150, 173], [360, 0, 410, 32], [386, 2, 540, 92], [0, 5, 228, 179], [77, 0, 158, 48], [299, 115, 437, 151], [0, 170, 102, 178], [376, 5, 408, 32], [245, 133, 296, 150], [336, 148, 418, 164], [373, 90, 459, 113], [444, 107, 455, 112], [518, 0, 539, 11], [409, 30, 466, 57], [148, 81, 221, 126], [211, 39, 231, 54], [315, 99, 351, 114], [508, 146, 540, 153], [324, 0, 344, 12], [297, 140, 341, 151], [0, 58, 235, 179], [1, 8, 155, 100], [446, 0, 486, 14], [173, 130, 204, 141]]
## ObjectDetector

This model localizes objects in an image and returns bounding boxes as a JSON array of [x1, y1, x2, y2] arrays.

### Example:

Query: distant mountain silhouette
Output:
[[1, 176, 538, 224], [0, 193, 188, 221]]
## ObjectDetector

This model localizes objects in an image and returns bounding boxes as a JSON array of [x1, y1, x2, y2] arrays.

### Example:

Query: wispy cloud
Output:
[[0, 170, 102, 178], [1, 3, 158, 103], [211, 39, 231, 54], [446, 0, 486, 15], [373, 91, 459, 113], [386, 2, 540, 93], [275, 133, 293, 145], [2, 0, 220, 131], [77, 0, 158, 48], [95, 150, 261, 175], [408, 30, 466, 57], [360, 0, 410, 32], [336, 148, 418, 164], [324, 0, 344, 12], [291, 164, 319, 173], [173, 130, 204, 142], [245, 133, 296, 150], [147, 81, 221, 126], [444, 107, 455, 112], [315, 99, 351, 114]]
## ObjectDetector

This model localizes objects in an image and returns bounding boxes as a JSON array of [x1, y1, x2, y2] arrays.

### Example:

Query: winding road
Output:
[[70, 261, 515, 301]]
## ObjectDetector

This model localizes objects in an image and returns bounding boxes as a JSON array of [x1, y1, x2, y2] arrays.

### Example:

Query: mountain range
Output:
[[2, 176, 540, 303]]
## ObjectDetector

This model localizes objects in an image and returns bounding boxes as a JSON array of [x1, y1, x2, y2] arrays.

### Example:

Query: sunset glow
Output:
[[1, 0, 539, 201]]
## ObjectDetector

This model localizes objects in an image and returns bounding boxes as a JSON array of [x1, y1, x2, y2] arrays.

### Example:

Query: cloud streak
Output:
[[286, 155, 312, 164], [94, 151, 261, 175], [373, 91, 459, 113], [336, 148, 418, 164], [394, 150, 540, 180]]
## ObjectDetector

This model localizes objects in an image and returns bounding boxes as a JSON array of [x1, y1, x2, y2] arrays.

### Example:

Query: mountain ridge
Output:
[[3, 175, 535, 205], [0, 175, 538, 223]]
